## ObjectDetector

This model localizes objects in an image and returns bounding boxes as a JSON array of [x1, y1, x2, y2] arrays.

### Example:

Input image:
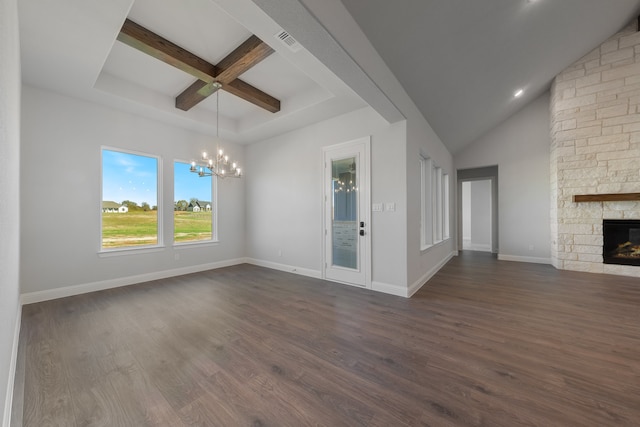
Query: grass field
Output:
[[102, 211, 212, 248]]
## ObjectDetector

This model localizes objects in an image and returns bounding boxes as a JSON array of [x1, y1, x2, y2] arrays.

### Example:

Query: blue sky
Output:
[[102, 150, 211, 206], [174, 161, 212, 202]]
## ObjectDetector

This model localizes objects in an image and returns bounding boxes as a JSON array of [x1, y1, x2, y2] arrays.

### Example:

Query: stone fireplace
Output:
[[603, 219, 640, 266], [550, 21, 640, 278]]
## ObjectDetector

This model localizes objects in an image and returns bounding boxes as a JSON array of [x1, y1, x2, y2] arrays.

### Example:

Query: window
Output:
[[174, 161, 216, 243], [101, 148, 160, 250], [443, 173, 450, 239], [420, 155, 450, 250], [420, 156, 433, 249], [434, 166, 443, 243]]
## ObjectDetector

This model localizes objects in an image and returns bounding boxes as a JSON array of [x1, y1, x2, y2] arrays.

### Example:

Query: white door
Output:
[[323, 138, 370, 288]]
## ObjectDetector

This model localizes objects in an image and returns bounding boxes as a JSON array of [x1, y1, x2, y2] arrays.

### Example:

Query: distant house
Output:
[[102, 201, 128, 213], [187, 201, 211, 212]]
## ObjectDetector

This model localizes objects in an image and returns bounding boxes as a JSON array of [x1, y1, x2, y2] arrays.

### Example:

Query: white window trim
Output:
[[420, 156, 433, 250], [420, 154, 451, 252], [172, 159, 219, 246], [99, 146, 163, 253], [443, 173, 450, 239]]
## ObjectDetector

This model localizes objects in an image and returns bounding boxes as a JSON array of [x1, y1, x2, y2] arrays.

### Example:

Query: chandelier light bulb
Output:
[[189, 91, 242, 179]]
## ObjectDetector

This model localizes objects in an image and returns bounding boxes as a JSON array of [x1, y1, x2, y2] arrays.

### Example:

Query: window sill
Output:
[[174, 240, 220, 249], [420, 237, 451, 254], [98, 245, 165, 257]]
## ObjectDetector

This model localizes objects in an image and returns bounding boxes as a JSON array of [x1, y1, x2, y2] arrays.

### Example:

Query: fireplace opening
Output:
[[603, 219, 640, 266]]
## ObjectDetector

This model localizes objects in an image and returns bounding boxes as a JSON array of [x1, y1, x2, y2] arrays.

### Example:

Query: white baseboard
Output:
[[20, 258, 247, 305], [245, 258, 322, 279], [498, 254, 552, 265], [371, 281, 409, 297], [3, 305, 21, 427], [408, 250, 457, 297]]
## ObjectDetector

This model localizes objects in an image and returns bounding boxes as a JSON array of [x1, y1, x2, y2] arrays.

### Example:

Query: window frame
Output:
[[420, 155, 434, 250], [420, 154, 451, 252], [173, 159, 218, 246], [443, 173, 450, 239], [99, 146, 163, 254]]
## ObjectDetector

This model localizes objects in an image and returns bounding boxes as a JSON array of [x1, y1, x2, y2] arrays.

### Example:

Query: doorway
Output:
[[457, 166, 499, 254], [461, 180, 492, 251], [323, 137, 371, 288]]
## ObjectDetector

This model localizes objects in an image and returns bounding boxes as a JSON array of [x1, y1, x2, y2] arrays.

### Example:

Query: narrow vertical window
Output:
[[420, 156, 433, 249], [174, 161, 215, 243], [434, 167, 443, 242], [443, 173, 450, 239], [101, 148, 159, 249]]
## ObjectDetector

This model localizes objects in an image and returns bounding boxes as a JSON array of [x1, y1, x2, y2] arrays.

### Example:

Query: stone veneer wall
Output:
[[551, 21, 640, 277]]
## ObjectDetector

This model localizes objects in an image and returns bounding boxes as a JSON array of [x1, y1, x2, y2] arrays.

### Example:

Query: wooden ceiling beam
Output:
[[117, 19, 280, 113], [118, 19, 218, 83], [225, 79, 281, 113], [176, 35, 278, 112]]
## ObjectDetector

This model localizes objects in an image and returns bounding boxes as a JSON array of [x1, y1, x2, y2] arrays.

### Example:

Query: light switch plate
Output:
[[372, 203, 383, 212], [385, 202, 396, 212]]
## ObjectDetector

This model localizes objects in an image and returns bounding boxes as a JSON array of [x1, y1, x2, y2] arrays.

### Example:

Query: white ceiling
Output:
[[18, 0, 368, 144], [18, 0, 640, 153], [341, 0, 640, 153]]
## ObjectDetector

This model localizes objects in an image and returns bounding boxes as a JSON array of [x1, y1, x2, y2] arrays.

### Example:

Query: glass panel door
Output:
[[331, 157, 358, 269], [324, 137, 370, 289]]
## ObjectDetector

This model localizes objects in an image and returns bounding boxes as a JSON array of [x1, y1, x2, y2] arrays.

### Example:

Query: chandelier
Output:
[[190, 83, 242, 178]]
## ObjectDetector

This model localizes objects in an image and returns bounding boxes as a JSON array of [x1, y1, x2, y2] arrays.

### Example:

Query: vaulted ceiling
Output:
[[18, 0, 640, 153], [341, 0, 640, 153]]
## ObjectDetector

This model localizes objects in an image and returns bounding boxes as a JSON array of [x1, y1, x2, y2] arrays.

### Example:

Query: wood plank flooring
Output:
[[17, 251, 640, 426]]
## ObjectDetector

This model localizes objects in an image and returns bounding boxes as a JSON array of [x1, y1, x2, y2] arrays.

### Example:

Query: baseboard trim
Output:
[[3, 305, 21, 427], [20, 258, 247, 305], [245, 258, 322, 279], [371, 281, 408, 297], [498, 254, 552, 265], [408, 250, 457, 297]]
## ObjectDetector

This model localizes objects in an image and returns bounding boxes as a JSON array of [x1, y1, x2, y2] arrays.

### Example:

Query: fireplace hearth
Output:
[[603, 220, 640, 266]]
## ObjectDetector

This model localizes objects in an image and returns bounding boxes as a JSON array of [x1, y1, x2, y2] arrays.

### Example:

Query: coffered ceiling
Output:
[[18, 0, 369, 144]]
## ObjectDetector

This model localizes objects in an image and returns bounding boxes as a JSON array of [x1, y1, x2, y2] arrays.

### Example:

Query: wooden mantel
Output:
[[573, 193, 640, 202]]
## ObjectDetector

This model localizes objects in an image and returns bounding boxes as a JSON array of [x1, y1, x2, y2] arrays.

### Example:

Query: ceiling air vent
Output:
[[274, 30, 303, 53]]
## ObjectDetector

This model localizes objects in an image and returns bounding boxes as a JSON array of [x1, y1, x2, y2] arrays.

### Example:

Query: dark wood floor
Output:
[[16, 251, 640, 426]]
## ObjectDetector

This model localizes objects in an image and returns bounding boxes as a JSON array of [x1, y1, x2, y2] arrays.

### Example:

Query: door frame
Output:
[[322, 136, 371, 289], [456, 166, 499, 254], [460, 178, 493, 252]]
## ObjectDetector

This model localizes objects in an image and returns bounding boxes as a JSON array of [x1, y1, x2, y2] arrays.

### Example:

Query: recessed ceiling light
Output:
[[514, 89, 524, 98]]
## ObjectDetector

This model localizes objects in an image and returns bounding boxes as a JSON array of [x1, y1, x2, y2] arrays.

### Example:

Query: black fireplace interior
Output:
[[603, 219, 640, 266]]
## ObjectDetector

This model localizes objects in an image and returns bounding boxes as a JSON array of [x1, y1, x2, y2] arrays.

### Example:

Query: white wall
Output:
[[245, 107, 409, 291], [456, 92, 551, 263], [295, 0, 456, 291], [20, 85, 246, 297], [0, 0, 21, 423]]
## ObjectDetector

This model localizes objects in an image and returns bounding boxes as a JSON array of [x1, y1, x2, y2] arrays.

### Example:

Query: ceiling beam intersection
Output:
[[117, 19, 280, 113]]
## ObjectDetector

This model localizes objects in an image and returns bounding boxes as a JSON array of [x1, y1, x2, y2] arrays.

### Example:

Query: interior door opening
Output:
[[461, 180, 492, 252]]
